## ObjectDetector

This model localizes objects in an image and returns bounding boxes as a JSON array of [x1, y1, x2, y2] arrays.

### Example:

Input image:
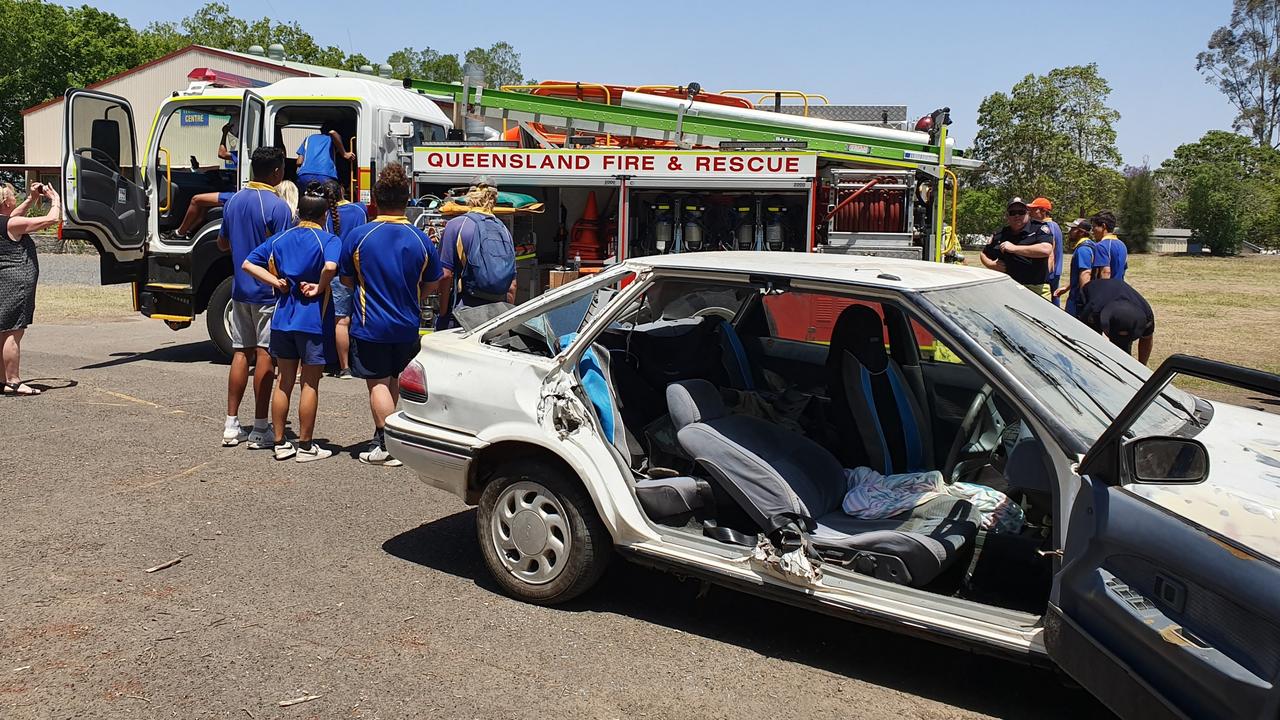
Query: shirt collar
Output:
[[1103, 233, 1119, 240], [297, 220, 322, 229], [245, 181, 276, 191], [374, 215, 411, 224]]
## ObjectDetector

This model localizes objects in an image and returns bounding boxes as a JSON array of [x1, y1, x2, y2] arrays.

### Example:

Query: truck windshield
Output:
[[921, 279, 1201, 448]]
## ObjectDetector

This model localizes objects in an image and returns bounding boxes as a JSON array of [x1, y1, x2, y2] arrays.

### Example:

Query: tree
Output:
[[464, 42, 527, 88], [1197, 0, 1280, 148], [1185, 165, 1245, 255], [1159, 130, 1280, 248], [954, 186, 1005, 236], [971, 64, 1123, 219], [1119, 166, 1157, 252], [386, 47, 462, 82]]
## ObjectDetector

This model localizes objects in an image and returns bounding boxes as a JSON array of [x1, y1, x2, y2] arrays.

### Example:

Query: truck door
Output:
[[237, 91, 267, 188], [61, 89, 147, 276], [1047, 355, 1280, 720]]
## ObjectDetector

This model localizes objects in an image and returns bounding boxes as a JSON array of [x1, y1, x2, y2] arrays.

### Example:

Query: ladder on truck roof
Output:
[[402, 78, 957, 172]]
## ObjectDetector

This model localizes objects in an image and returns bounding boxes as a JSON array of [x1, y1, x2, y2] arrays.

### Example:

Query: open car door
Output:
[[61, 88, 147, 283], [1048, 354, 1280, 720], [237, 90, 267, 189]]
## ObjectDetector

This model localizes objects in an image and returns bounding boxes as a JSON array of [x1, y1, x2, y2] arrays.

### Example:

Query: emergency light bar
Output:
[[187, 68, 269, 89]]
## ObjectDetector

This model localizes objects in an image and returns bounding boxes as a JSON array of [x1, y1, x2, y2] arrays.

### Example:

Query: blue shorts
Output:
[[350, 336, 419, 380], [297, 173, 336, 190], [217, 191, 234, 204], [270, 330, 326, 366], [332, 281, 353, 317]]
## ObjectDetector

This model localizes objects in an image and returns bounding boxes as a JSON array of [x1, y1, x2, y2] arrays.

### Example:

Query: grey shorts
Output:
[[229, 301, 274, 349]]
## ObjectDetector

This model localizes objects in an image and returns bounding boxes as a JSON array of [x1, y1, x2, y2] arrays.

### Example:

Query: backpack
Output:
[[457, 212, 516, 302]]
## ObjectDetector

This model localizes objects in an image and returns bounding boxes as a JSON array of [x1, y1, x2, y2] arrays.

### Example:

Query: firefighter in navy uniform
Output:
[[980, 197, 1054, 299]]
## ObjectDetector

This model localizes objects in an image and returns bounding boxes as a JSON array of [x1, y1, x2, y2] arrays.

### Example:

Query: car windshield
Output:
[[921, 279, 1201, 448]]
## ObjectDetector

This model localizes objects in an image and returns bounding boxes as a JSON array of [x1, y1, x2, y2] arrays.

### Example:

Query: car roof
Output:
[[625, 251, 1003, 290]]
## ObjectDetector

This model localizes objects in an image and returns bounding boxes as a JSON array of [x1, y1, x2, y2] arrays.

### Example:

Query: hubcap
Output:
[[223, 300, 234, 342], [490, 481, 571, 585]]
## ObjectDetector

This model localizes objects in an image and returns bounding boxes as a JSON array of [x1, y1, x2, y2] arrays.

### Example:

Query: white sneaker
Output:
[[222, 424, 249, 447], [359, 443, 402, 467], [295, 444, 333, 463], [274, 441, 297, 461], [247, 425, 275, 449]]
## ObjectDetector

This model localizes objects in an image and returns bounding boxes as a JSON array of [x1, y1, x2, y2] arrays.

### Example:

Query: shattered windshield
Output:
[[922, 279, 1200, 449]]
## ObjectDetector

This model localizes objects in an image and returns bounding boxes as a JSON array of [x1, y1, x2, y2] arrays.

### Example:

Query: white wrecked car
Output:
[[386, 252, 1280, 720]]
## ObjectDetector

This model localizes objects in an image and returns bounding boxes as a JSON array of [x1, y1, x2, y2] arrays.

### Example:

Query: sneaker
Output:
[[222, 424, 249, 447], [338, 369, 355, 380], [273, 441, 297, 461], [247, 425, 275, 449], [295, 444, 333, 463], [359, 443, 402, 467]]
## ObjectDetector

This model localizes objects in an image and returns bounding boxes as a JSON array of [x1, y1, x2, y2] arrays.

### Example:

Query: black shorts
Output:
[[350, 336, 420, 380]]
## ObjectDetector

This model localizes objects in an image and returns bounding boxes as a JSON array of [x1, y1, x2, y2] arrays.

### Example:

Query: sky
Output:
[[91, 0, 1239, 166]]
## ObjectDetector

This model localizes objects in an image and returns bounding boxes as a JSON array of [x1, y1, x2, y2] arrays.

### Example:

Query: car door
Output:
[[61, 88, 147, 282], [1048, 354, 1280, 720], [237, 91, 267, 189]]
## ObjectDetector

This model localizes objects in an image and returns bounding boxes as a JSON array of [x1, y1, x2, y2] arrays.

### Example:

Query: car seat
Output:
[[667, 379, 979, 588]]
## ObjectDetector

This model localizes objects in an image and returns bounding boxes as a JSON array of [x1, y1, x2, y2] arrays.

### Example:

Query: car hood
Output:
[[1129, 401, 1280, 563]]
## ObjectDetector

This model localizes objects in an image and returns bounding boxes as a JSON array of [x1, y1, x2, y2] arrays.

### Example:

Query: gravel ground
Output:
[[0, 318, 1111, 720]]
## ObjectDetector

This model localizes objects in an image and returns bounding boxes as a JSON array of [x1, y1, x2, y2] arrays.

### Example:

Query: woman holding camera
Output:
[[0, 181, 60, 396]]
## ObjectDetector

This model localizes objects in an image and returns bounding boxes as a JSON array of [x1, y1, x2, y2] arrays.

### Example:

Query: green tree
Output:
[[954, 186, 1005, 236], [1197, 0, 1280, 147], [386, 47, 463, 82], [464, 41, 527, 88], [1119, 166, 1157, 252], [1159, 130, 1280, 247], [971, 64, 1123, 219], [1184, 165, 1244, 255]]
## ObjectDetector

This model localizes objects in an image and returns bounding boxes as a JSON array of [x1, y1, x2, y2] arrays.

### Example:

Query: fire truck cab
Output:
[[60, 75, 452, 356]]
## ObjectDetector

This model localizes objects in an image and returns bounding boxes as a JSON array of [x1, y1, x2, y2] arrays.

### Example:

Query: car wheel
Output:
[[206, 276, 234, 360], [476, 460, 611, 605]]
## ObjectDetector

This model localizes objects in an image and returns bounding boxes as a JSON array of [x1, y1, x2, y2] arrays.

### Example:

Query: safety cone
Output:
[[569, 191, 605, 262]]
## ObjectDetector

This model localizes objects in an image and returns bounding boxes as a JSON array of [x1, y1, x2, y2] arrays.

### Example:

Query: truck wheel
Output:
[[476, 460, 612, 605], [206, 276, 235, 360]]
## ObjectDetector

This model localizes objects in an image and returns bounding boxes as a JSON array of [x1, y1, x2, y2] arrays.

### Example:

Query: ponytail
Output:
[[298, 181, 335, 228]]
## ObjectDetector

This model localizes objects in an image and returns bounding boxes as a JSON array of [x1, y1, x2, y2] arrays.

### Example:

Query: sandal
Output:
[[1, 382, 41, 397]]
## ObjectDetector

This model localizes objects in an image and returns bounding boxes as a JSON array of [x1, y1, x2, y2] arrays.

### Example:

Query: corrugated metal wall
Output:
[[23, 49, 300, 166]]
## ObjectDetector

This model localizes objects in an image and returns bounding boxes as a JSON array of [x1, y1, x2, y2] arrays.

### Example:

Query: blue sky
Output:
[[94, 0, 1237, 165]]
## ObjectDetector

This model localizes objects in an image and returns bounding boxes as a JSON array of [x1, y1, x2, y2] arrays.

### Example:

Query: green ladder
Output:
[[402, 78, 947, 169]]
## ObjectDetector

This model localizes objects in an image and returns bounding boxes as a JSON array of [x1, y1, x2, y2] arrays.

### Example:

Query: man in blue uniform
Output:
[[1053, 218, 1111, 317], [339, 163, 443, 466], [980, 197, 1055, 299], [1027, 197, 1064, 306], [216, 146, 294, 448], [1091, 211, 1128, 281]]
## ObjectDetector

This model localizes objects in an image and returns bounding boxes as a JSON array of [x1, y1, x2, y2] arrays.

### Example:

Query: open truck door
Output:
[[1047, 355, 1280, 720], [237, 90, 267, 188], [60, 89, 147, 284]]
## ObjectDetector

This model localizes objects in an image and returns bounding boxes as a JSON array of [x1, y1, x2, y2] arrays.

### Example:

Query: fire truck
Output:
[[402, 78, 979, 307]]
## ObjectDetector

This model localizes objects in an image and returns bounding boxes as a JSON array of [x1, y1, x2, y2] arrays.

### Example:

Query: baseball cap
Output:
[[1006, 197, 1027, 211], [471, 174, 496, 189], [1027, 197, 1053, 210], [1065, 218, 1091, 231]]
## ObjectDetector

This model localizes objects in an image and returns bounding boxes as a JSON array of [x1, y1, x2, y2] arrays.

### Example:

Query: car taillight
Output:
[[399, 360, 427, 403]]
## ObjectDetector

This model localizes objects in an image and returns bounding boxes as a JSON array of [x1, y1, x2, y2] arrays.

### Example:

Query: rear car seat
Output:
[[667, 379, 980, 588]]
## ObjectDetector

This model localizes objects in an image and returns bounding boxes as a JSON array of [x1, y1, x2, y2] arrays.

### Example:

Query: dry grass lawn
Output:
[[35, 284, 135, 323]]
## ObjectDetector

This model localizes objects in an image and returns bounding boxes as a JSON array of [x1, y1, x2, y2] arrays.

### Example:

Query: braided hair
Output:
[[298, 182, 335, 229]]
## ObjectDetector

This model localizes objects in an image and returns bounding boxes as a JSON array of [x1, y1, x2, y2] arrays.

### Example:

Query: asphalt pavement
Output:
[[0, 316, 1111, 719]]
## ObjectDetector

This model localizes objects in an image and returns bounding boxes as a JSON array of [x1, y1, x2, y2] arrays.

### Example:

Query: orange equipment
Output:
[[567, 191, 608, 262]]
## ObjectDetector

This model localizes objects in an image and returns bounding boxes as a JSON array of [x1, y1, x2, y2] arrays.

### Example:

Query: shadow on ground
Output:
[[78, 341, 227, 369], [383, 510, 1112, 720]]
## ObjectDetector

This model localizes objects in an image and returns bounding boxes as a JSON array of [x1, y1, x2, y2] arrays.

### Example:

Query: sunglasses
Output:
[[1007, 209, 1027, 216]]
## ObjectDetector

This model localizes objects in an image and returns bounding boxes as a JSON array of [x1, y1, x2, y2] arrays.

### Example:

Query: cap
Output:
[[1027, 197, 1053, 210], [1006, 196, 1027, 211], [1066, 218, 1092, 231], [471, 174, 496, 189]]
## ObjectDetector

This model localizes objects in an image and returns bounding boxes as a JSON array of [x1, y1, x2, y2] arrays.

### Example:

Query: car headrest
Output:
[[666, 379, 726, 429], [829, 304, 888, 373]]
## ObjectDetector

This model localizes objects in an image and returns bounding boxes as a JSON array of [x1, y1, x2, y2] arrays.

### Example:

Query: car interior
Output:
[[483, 275, 1058, 612]]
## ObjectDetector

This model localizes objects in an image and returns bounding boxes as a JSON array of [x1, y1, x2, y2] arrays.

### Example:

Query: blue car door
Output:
[[1047, 355, 1280, 720]]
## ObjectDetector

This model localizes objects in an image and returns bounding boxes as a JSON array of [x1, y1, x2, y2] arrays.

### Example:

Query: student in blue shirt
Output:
[[1090, 211, 1128, 281], [216, 146, 294, 449], [1053, 218, 1111, 317], [321, 179, 367, 379], [296, 121, 355, 188], [242, 188, 342, 462], [1027, 197, 1064, 306], [339, 163, 443, 466]]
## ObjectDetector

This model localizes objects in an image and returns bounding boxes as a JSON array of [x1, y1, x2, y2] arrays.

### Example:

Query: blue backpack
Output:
[[458, 212, 516, 302]]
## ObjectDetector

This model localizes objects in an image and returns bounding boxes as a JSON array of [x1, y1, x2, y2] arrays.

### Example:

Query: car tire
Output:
[[476, 460, 612, 605], [206, 276, 234, 360]]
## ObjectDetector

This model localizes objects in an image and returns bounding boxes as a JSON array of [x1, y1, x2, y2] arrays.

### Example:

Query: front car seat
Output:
[[667, 380, 979, 588], [827, 305, 933, 474]]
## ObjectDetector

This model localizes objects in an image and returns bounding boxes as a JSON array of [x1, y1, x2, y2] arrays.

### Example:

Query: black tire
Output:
[[206, 276, 234, 360], [476, 460, 612, 605]]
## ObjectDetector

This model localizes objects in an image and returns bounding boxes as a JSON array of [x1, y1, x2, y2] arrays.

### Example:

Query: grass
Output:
[[35, 284, 135, 323]]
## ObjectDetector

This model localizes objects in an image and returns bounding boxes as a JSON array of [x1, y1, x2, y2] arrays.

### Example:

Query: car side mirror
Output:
[[1126, 436, 1209, 484]]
